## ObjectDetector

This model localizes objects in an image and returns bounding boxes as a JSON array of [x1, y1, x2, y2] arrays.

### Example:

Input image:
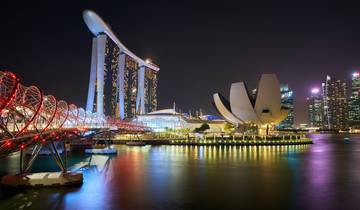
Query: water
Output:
[[0, 134, 359, 210]]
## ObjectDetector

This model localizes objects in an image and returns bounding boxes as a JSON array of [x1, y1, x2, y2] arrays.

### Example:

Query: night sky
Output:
[[1, 1, 360, 125]]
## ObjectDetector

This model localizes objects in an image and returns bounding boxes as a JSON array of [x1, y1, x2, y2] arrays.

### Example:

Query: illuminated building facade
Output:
[[123, 55, 139, 118], [322, 75, 347, 130], [277, 84, 294, 129], [83, 10, 159, 119], [348, 72, 360, 126], [307, 88, 323, 127], [133, 109, 225, 132], [101, 36, 120, 117], [213, 74, 289, 135], [144, 67, 158, 113]]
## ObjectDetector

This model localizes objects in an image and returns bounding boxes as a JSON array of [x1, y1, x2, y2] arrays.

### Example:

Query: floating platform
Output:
[[85, 146, 117, 154], [1, 172, 83, 187]]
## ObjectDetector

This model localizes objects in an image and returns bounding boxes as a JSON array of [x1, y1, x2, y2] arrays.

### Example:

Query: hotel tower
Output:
[[83, 10, 159, 119]]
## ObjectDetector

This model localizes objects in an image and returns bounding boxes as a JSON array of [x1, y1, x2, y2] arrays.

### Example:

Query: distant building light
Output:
[[311, 88, 320, 94], [145, 59, 151, 64], [352, 72, 359, 78]]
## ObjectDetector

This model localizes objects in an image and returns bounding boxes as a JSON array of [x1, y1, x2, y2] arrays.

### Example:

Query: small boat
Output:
[[85, 146, 117, 154], [126, 141, 146, 146], [344, 137, 350, 143]]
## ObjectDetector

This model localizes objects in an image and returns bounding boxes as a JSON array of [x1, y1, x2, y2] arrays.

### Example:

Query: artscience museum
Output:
[[213, 74, 289, 135]]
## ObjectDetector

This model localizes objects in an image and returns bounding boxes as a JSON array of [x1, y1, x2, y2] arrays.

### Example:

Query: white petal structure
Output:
[[213, 93, 244, 125], [213, 74, 288, 126], [230, 82, 262, 124]]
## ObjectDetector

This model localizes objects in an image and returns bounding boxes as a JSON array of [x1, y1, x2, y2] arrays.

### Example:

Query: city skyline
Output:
[[1, 1, 360, 126], [1, 2, 360, 209], [305, 72, 360, 130]]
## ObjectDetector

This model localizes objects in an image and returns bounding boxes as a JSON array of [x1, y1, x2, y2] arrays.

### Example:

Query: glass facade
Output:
[[86, 34, 159, 119], [144, 67, 158, 113], [277, 84, 294, 129], [102, 36, 120, 117], [348, 72, 360, 126], [124, 55, 139, 119], [307, 90, 323, 127], [322, 75, 348, 130], [133, 114, 185, 132]]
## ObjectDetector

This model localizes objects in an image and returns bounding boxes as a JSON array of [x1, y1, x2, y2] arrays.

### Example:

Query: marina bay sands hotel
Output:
[[83, 10, 159, 119]]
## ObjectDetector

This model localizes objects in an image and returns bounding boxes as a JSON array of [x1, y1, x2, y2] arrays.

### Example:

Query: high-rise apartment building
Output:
[[322, 75, 347, 130], [277, 84, 294, 129], [348, 72, 360, 126], [307, 88, 323, 127]]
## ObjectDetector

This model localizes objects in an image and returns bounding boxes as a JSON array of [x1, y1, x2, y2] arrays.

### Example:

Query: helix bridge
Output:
[[0, 71, 148, 182]]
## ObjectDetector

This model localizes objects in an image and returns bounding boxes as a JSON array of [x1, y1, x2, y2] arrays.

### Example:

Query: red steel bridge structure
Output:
[[0, 71, 148, 177]]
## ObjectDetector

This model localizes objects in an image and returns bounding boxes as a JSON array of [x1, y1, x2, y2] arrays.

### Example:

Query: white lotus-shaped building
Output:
[[213, 74, 289, 128]]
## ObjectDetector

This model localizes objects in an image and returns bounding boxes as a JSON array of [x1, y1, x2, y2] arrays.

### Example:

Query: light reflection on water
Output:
[[0, 134, 360, 210]]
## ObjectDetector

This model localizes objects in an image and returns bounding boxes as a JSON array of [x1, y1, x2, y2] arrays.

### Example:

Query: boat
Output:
[[85, 146, 117, 154], [126, 141, 146, 146], [344, 137, 350, 143]]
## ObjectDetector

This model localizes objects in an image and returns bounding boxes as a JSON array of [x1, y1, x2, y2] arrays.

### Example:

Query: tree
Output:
[[194, 123, 210, 133]]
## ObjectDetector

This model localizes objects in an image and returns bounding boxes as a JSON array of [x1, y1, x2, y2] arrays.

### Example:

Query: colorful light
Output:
[[352, 72, 359, 78], [311, 88, 320, 94], [5, 141, 11, 147]]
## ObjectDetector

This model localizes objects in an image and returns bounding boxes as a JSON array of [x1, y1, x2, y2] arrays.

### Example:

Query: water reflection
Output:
[[296, 134, 360, 210], [157, 144, 310, 162], [1, 136, 360, 210]]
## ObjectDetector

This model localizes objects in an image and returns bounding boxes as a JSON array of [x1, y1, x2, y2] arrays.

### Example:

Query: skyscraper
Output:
[[277, 84, 294, 129], [307, 88, 323, 127], [83, 10, 159, 119], [322, 75, 348, 130], [348, 72, 360, 126], [144, 66, 158, 113]]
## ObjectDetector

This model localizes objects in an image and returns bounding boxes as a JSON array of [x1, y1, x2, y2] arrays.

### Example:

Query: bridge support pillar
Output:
[[19, 148, 23, 174], [2, 140, 83, 187], [63, 140, 67, 171]]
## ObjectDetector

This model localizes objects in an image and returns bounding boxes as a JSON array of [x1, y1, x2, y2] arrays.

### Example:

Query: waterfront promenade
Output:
[[95, 134, 313, 146]]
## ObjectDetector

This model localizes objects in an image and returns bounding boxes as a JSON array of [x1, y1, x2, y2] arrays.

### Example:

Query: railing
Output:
[[0, 71, 151, 152], [0, 71, 110, 153]]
